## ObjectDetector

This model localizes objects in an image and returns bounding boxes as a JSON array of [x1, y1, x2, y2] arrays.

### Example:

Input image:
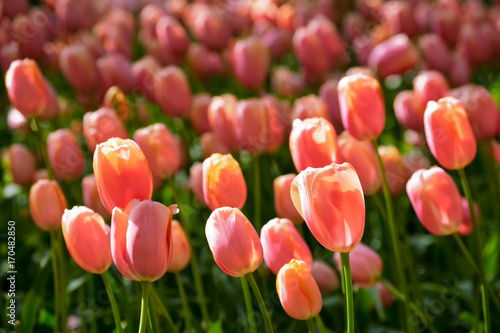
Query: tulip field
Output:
[[3, 0, 500, 332]]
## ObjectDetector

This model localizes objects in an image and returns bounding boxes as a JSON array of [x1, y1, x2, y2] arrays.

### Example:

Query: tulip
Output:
[[93, 138, 153, 213], [40, 80, 60, 121], [338, 131, 381, 195], [402, 150, 430, 178], [62, 206, 112, 274], [310, 260, 339, 293], [3, 0, 28, 17], [276, 259, 322, 320], [382, 2, 418, 37], [82, 174, 109, 219], [261, 218, 312, 275], [83, 108, 129, 153], [378, 145, 407, 197], [5, 59, 50, 118], [375, 282, 395, 309], [156, 16, 189, 55], [205, 207, 263, 277], [187, 43, 224, 79], [189, 6, 231, 50], [406, 166, 463, 236], [47, 129, 85, 181], [11, 14, 47, 59], [291, 94, 329, 121], [393, 90, 424, 131], [419, 34, 450, 73], [271, 67, 304, 98], [112, 199, 175, 281], [201, 132, 230, 159], [59, 44, 100, 93], [231, 36, 270, 90], [458, 198, 478, 237], [338, 73, 385, 141], [132, 56, 160, 101], [493, 140, 500, 165], [367, 34, 418, 78], [7, 108, 28, 132], [413, 71, 449, 114], [207, 94, 239, 151], [154, 66, 192, 118], [289, 118, 341, 173], [96, 53, 135, 95], [202, 153, 247, 211], [429, 8, 459, 45], [189, 162, 205, 205], [9, 143, 36, 186], [424, 97, 477, 170], [319, 78, 342, 130], [189, 93, 212, 135], [333, 243, 382, 287], [167, 220, 191, 272], [449, 52, 471, 87], [274, 174, 302, 223], [291, 162, 365, 252], [133, 123, 181, 181], [29, 179, 67, 230]]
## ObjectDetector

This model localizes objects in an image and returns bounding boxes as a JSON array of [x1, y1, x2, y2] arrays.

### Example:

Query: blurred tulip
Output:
[[276, 259, 322, 320], [382, 1, 418, 37], [261, 218, 312, 275], [394, 90, 424, 131], [82, 174, 109, 219], [207, 94, 239, 151], [338, 131, 381, 195], [156, 16, 189, 55], [274, 174, 302, 223], [96, 53, 135, 95], [319, 78, 342, 130], [424, 97, 477, 170], [29, 179, 67, 230], [271, 67, 304, 98], [9, 143, 36, 186], [231, 37, 270, 90], [155, 66, 192, 118], [7, 108, 28, 132], [202, 153, 247, 211], [40, 79, 60, 121], [338, 73, 385, 141], [112, 199, 175, 281], [187, 43, 224, 79], [189, 93, 212, 135], [402, 150, 430, 178], [429, 8, 459, 45], [367, 34, 418, 78], [289, 118, 340, 173], [310, 260, 339, 293], [59, 45, 100, 93], [189, 162, 205, 205], [47, 129, 84, 181], [493, 140, 500, 165], [291, 162, 365, 252], [449, 52, 471, 87], [83, 108, 129, 153], [459, 197, 478, 237], [201, 132, 230, 159], [62, 206, 112, 274], [93, 138, 153, 213], [419, 34, 450, 73], [11, 14, 47, 59], [375, 282, 395, 308], [206, 207, 263, 277], [292, 94, 328, 121], [167, 220, 191, 272], [378, 145, 407, 197], [3, 0, 28, 17], [406, 166, 463, 235], [189, 6, 231, 50], [413, 71, 449, 114], [132, 56, 160, 101], [343, 12, 365, 43], [333, 242, 382, 287], [102, 86, 130, 122]]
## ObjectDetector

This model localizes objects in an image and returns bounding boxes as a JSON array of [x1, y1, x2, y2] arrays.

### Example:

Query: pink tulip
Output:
[[47, 129, 84, 181], [413, 70, 449, 114], [231, 37, 270, 90], [201, 132, 230, 159], [393, 90, 424, 131], [378, 145, 407, 197], [382, 1, 418, 37], [11, 14, 47, 59], [189, 162, 205, 205], [83, 108, 129, 153], [156, 16, 189, 55], [154, 66, 192, 118], [319, 78, 342, 131], [29, 179, 68, 231], [458, 197, 479, 237], [187, 43, 224, 79], [9, 143, 36, 186], [291, 94, 329, 121], [189, 6, 231, 50], [310, 260, 339, 293], [167, 220, 191, 272], [368, 34, 418, 78], [207, 94, 239, 151], [274, 174, 302, 223], [7, 108, 28, 132], [96, 53, 135, 95], [82, 175, 109, 219], [334, 242, 382, 287], [448, 52, 471, 87], [419, 34, 450, 73], [59, 44, 100, 93], [132, 56, 160, 102], [375, 282, 395, 309], [189, 93, 212, 135], [271, 67, 304, 98]]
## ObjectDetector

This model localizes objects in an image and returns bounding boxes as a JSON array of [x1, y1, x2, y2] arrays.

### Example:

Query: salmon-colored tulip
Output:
[[406, 166, 463, 236], [261, 218, 312, 275], [62, 206, 112, 274], [289, 118, 340, 173], [367, 34, 418, 78], [9, 143, 36, 186], [207, 94, 239, 151], [310, 260, 339, 293], [378, 145, 407, 197], [419, 34, 450, 73], [333, 242, 382, 287], [83, 108, 129, 153], [189, 162, 205, 205], [59, 44, 100, 93], [93, 138, 153, 213], [338, 73, 385, 141], [449, 52, 471, 87], [413, 70, 449, 114], [189, 93, 212, 135], [205, 207, 263, 277], [424, 97, 477, 170], [291, 163, 365, 252], [394, 90, 424, 131], [154, 66, 192, 118], [167, 220, 191, 272], [96, 53, 135, 94], [82, 174, 109, 219], [112, 199, 176, 281], [47, 129, 85, 181], [156, 16, 189, 55], [271, 67, 304, 98], [29, 179, 67, 230], [133, 123, 181, 181], [458, 197, 478, 237], [132, 56, 160, 102], [231, 36, 270, 90], [276, 259, 322, 320], [202, 153, 247, 211], [274, 174, 302, 223], [319, 78, 342, 130], [291, 94, 328, 121], [201, 132, 230, 159]]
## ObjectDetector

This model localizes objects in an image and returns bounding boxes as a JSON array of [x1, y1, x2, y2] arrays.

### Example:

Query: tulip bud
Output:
[[206, 207, 263, 277], [9, 143, 36, 186], [274, 174, 302, 223], [5, 59, 50, 118], [190, 7, 231, 50], [289, 118, 341, 173], [338, 74, 385, 141], [29, 179, 67, 230], [47, 129, 85, 181], [310, 260, 339, 293], [189, 93, 212, 135], [154, 66, 192, 118], [201, 132, 230, 159], [291, 163, 365, 252], [189, 162, 205, 205], [132, 56, 160, 101], [458, 198, 478, 237], [319, 78, 342, 130], [276, 259, 322, 320], [413, 70, 449, 112], [429, 8, 459, 45], [406, 166, 463, 235], [112, 200, 175, 281], [59, 44, 100, 93], [202, 153, 247, 211], [291, 94, 329, 121], [187, 43, 224, 79], [333, 242, 382, 287], [367, 34, 418, 78], [378, 145, 407, 197], [419, 34, 450, 73], [394, 90, 424, 131], [11, 14, 47, 59], [156, 16, 189, 55], [382, 1, 418, 37], [231, 36, 270, 90], [424, 97, 477, 170], [96, 53, 135, 95], [62, 206, 112, 274], [207, 94, 239, 151], [40, 80, 60, 121], [449, 52, 471, 87], [261, 218, 312, 275], [83, 108, 129, 153], [93, 138, 153, 213], [271, 67, 304, 98], [167, 220, 191, 272], [82, 174, 109, 219]]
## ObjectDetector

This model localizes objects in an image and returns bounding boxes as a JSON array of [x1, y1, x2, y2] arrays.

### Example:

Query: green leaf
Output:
[[207, 319, 223, 333], [20, 259, 50, 333], [354, 287, 373, 333]]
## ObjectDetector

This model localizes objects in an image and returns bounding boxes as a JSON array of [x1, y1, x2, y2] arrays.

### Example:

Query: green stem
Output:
[[87, 274, 97, 333], [175, 272, 193, 333], [32, 117, 54, 180], [241, 277, 257, 333], [340, 252, 354, 333], [50, 231, 60, 333], [306, 318, 315, 333], [56, 231, 67, 332], [314, 315, 327, 333], [167, 177, 210, 326], [458, 168, 490, 333], [253, 154, 261, 230], [372, 140, 412, 332], [149, 285, 178, 333], [139, 282, 150, 333], [245, 273, 274, 333], [100, 273, 123, 333]]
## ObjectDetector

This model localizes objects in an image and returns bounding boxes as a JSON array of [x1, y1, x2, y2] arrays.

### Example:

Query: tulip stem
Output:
[[241, 277, 257, 333], [253, 154, 262, 230], [175, 272, 193, 333], [150, 285, 178, 333], [245, 273, 274, 333], [314, 315, 328, 333], [458, 168, 490, 333], [372, 140, 412, 332], [306, 318, 315, 333], [56, 231, 67, 332], [32, 117, 54, 180], [101, 272, 123, 333], [139, 282, 150, 333], [340, 252, 354, 333], [49, 231, 60, 333]]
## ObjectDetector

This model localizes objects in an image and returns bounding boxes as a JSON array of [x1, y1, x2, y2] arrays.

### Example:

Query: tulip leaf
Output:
[[208, 319, 223, 333], [365, 286, 386, 322], [21, 260, 50, 333]]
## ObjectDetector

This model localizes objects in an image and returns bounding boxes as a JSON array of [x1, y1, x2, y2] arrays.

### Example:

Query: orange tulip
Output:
[[167, 220, 191, 273], [83, 108, 129, 153], [29, 179, 67, 230], [273, 174, 302, 223], [93, 138, 153, 213]]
